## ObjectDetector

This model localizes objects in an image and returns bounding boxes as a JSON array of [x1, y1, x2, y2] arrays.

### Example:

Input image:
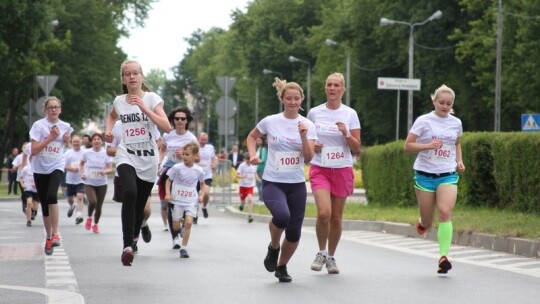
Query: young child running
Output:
[[236, 152, 259, 223], [164, 142, 206, 258], [20, 157, 39, 227]]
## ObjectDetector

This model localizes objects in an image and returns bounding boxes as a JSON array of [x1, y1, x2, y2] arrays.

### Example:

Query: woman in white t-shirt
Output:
[[80, 133, 113, 234], [307, 72, 361, 275], [30, 96, 73, 256], [158, 107, 197, 249], [246, 78, 317, 283], [104, 59, 171, 266], [404, 84, 465, 274]]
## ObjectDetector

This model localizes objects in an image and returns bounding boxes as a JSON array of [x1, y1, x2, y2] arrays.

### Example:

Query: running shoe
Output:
[[274, 265, 292, 283], [51, 235, 61, 247], [248, 216, 253, 223], [132, 240, 138, 255], [31, 210, 37, 220], [121, 247, 134, 266], [172, 236, 180, 249], [310, 252, 327, 271], [179, 248, 190, 258], [92, 224, 99, 234], [193, 216, 198, 225], [416, 220, 427, 235], [202, 208, 209, 218], [239, 204, 244, 211], [437, 256, 452, 274], [163, 226, 169, 232], [75, 217, 83, 225], [44, 239, 53, 255], [326, 257, 340, 274], [85, 218, 92, 230], [141, 224, 152, 243], [67, 204, 76, 217], [26, 220, 32, 227], [263, 243, 280, 272]]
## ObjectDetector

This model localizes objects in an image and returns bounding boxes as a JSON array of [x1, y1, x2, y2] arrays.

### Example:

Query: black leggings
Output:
[[34, 170, 63, 217], [117, 164, 154, 248], [84, 184, 107, 224]]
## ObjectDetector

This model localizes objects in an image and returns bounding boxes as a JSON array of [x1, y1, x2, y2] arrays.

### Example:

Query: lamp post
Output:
[[288, 56, 311, 112], [380, 10, 442, 131], [262, 69, 284, 112], [325, 39, 351, 107]]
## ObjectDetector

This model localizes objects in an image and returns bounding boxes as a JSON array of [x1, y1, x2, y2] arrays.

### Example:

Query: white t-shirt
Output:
[[166, 162, 205, 206], [162, 130, 197, 167], [81, 148, 112, 186], [257, 113, 317, 183], [29, 118, 73, 174], [409, 111, 463, 174], [199, 143, 215, 180], [113, 92, 162, 182], [64, 148, 84, 185], [237, 162, 257, 187], [12, 154, 23, 179], [307, 103, 361, 168], [21, 164, 37, 192]]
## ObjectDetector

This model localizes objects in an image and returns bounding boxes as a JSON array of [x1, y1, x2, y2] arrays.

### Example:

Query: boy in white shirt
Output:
[[236, 152, 259, 223], [20, 159, 39, 227], [165, 142, 206, 258]]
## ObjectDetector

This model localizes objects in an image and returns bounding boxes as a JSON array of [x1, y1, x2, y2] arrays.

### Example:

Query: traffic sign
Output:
[[215, 97, 237, 118], [377, 77, 421, 91], [521, 114, 540, 132], [218, 118, 235, 136], [216, 76, 237, 95], [36, 75, 58, 96]]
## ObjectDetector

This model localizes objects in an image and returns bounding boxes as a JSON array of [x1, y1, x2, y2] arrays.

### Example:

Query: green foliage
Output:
[[360, 140, 416, 206], [362, 132, 540, 213]]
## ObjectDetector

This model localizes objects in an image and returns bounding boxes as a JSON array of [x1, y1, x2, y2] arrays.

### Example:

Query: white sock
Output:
[[319, 250, 327, 256], [76, 212, 81, 218]]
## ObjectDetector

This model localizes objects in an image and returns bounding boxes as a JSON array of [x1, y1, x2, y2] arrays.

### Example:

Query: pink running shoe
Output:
[[51, 235, 61, 247], [85, 218, 92, 230], [92, 224, 99, 234]]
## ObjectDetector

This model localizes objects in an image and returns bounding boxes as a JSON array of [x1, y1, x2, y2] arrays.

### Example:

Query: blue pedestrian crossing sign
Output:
[[521, 114, 540, 132]]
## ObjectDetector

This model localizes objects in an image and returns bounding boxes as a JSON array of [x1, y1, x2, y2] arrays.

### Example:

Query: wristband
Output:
[[345, 131, 351, 138]]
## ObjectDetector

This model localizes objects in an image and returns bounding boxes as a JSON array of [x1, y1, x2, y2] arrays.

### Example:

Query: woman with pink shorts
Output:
[[307, 72, 361, 275]]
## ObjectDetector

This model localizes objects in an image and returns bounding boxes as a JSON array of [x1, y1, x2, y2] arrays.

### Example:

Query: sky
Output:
[[118, 0, 250, 79]]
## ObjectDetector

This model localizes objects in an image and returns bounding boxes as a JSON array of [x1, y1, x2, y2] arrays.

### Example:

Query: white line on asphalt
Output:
[[0, 285, 84, 304], [303, 229, 540, 279]]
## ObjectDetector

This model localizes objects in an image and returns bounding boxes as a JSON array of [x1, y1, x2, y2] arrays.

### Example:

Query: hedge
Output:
[[361, 132, 540, 213]]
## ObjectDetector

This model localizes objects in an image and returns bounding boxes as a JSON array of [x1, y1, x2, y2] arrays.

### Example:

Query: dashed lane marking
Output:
[[302, 228, 540, 279]]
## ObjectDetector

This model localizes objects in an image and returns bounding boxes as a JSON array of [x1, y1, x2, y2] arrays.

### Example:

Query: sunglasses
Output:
[[174, 117, 188, 121]]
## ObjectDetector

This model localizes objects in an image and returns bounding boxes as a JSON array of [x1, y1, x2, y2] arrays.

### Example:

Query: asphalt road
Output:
[[1, 196, 540, 304]]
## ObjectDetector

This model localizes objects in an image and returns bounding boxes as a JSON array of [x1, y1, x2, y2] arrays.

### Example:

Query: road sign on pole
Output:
[[36, 75, 58, 96], [521, 114, 540, 132], [377, 77, 421, 91]]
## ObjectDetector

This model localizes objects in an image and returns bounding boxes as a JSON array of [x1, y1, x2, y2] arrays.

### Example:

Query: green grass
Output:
[[250, 203, 540, 240]]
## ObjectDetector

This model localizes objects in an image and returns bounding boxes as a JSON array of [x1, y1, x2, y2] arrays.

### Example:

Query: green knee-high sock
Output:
[[437, 221, 453, 256]]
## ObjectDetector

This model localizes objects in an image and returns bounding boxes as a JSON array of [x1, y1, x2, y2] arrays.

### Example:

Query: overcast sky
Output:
[[118, 0, 250, 78]]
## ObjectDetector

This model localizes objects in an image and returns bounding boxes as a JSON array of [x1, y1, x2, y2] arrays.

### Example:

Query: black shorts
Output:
[[23, 190, 40, 202], [66, 183, 85, 197]]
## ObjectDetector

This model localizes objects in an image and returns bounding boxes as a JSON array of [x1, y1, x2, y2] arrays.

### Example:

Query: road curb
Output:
[[224, 206, 540, 258]]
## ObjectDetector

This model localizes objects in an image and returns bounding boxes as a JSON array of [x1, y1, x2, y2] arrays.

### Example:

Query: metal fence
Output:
[[209, 159, 233, 206]]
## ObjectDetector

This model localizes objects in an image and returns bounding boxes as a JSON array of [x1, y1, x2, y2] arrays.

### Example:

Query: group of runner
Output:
[[23, 58, 463, 281]]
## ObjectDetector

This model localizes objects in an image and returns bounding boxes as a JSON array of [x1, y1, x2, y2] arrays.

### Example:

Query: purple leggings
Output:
[[262, 180, 307, 243]]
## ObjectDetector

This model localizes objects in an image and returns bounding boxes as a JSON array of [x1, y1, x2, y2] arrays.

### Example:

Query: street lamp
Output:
[[325, 38, 351, 107], [262, 68, 284, 112], [288, 55, 311, 112], [380, 10, 442, 131]]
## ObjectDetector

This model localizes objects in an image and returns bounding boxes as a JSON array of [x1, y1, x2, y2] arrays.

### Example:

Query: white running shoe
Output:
[[311, 252, 327, 271], [326, 257, 340, 274], [172, 236, 180, 249]]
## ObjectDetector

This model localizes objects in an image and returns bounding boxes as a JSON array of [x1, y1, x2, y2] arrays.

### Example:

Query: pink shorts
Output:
[[239, 186, 254, 201], [309, 165, 354, 198]]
